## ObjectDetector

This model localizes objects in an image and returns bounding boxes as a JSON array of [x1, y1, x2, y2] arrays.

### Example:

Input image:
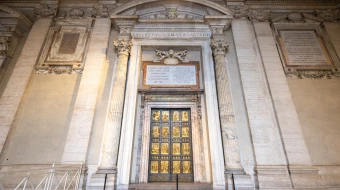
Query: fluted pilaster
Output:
[[98, 40, 132, 173]]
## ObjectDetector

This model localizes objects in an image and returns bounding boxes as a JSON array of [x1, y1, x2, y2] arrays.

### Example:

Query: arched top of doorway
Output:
[[110, 0, 233, 18]]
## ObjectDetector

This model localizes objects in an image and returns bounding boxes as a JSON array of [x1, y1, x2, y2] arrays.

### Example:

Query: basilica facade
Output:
[[0, 0, 340, 189]]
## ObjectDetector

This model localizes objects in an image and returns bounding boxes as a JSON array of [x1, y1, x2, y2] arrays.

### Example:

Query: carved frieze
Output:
[[228, 6, 249, 19], [286, 70, 340, 79], [36, 19, 92, 74], [211, 39, 229, 55], [92, 5, 114, 18], [0, 36, 11, 56], [314, 9, 340, 22], [249, 10, 271, 22], [34, 4, 57, 18], [68, 8, 84, 19]]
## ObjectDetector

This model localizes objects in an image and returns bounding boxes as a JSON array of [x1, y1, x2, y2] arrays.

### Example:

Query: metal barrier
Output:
[[0, 163, 83, 190]]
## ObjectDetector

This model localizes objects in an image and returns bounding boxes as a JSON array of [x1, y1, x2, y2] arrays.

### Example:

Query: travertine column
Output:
[[0, 17, 52, 153], [98, 39, 132, 173], [211, 39, 243, 171], [61, 18, 111, 162]]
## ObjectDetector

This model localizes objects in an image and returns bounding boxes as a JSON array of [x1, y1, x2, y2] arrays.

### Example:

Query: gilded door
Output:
[[148, 109, 194, 182]]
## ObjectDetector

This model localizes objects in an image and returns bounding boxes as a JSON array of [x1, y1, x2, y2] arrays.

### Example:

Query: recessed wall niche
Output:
[[36, 19, 93, 74]]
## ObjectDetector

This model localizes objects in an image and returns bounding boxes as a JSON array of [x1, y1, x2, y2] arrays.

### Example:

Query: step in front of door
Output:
[[129, 183, 213, 190]]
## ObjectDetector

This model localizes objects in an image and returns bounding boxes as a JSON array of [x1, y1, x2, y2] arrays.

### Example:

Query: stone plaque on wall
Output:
[[36, 18, 93, 74], [142, 62, 200, 89], [279, 30, 332, 67]]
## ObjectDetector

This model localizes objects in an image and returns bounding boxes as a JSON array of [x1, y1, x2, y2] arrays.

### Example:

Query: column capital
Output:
[[114, 39, 132, 55], [211, 39, 229, 55]]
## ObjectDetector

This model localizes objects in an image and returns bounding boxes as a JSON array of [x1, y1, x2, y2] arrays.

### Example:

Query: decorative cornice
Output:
[[211, 39, 229, 55], [249, 10, 271, 22], [0, 36, 11, 56], [34, 4, 57, 18], [113, 40, 132, 55]]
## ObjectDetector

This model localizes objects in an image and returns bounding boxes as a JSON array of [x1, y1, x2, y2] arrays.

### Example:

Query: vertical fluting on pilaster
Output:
[[99, 40, 132, 172], [211, 39, 243, 171]]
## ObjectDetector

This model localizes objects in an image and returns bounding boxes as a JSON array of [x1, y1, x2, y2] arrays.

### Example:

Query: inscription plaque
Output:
[[142, 62, 200, 89], [58, 32, 80, 54], [279, 30, 332, 66]]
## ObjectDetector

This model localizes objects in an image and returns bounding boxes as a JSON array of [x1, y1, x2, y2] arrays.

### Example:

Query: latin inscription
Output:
[[146, 65, 196, 86], [280, 30, 329, 66], [58, 32, 80, 54]]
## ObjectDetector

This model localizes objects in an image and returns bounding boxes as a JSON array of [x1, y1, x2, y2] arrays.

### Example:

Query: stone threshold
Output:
[[128, 182, 213, 190]]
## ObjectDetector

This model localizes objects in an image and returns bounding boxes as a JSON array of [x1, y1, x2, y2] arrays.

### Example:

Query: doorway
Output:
[[148, 109, 194, 182]]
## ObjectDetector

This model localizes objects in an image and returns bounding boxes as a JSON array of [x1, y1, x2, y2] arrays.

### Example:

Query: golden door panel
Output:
[[149, 109, 194, 182]]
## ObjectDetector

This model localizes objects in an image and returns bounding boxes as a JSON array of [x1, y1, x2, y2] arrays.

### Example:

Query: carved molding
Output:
[[113, 40, 132, 55], [249, 10, 271, 22], [211, 39, 229, 55], [0, 36, 11, 56], [153, 49, 189, 64], [34, 4, 57, 18]]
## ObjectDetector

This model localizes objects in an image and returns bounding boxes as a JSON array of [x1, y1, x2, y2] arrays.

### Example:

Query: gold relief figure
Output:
[[182, 127, 189, 137], [173, 127, 180, 137], [183, 161, 191, 173], [162, 127, 169, 137], [182, 111, 189, 122], [161, 143, 169, 154], [151, 143, 159, 154], [173, 161, 180, 174], [152, 111, 160, 121], [152, 126, 160, 137], [173, 143, 180, 155], [162, 111, 169, 121], [151, 161, 158, 173], [173, 111, 179, 121], [160, 161, 168, 173], [182, 143, 190, 155]]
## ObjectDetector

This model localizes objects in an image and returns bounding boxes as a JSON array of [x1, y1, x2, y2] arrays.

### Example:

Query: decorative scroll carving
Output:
[[153, 49, 189, 64], [249, 10, 271, 22], [229, 6, 249, 19], [68, 8, 84, 19], [315, 9, 340, 22], [92, 5, 114, 18], [211, 39, 229, 55], [34, 4, 57, 18], [286, 70, 340, 79], [113, 40, 132, 55], [0, 36, 11, 56]]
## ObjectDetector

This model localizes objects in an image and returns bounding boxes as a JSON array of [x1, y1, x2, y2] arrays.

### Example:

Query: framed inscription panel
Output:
[[278, 30, 333, 69], [272, 22, 340, 78], [142, 62, 200, 89]]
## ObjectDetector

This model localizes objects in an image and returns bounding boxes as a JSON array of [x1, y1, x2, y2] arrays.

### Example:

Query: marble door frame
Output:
[[116, 39, 226, 189]]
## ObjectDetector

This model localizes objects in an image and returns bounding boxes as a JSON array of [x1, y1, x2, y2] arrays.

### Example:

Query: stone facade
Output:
[[0, 0, 340, 189]]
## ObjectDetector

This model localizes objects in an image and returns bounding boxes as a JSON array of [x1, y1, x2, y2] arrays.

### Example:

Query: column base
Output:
[[289, 166, 326, 189], [225, 168, 254, 190], [88, 173, 117, 190]]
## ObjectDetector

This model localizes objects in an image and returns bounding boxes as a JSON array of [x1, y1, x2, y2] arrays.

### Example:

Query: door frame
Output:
[[139, 101, 205, 183]]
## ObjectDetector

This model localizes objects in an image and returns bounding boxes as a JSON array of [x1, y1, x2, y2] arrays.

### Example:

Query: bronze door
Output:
[[148, 109, 194, 182]]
